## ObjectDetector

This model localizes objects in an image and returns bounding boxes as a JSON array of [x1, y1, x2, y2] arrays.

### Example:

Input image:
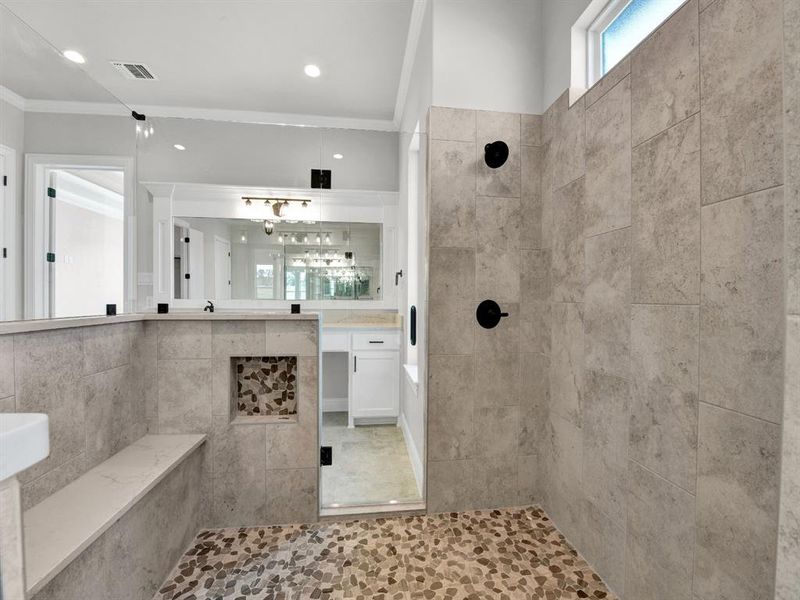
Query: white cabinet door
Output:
[[351, 351, 399, 419]]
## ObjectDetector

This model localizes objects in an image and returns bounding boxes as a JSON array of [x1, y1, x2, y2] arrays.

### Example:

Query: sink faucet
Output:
[[204, 300, 215, 313]]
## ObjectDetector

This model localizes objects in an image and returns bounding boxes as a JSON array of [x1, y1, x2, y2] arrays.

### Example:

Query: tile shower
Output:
[[425, 0, 799, 597]]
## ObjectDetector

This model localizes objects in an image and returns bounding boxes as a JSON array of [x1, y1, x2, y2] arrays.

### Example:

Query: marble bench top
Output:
[[24, 434, 206, 596]]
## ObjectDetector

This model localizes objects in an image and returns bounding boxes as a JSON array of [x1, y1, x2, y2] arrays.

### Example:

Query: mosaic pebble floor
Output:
[[155, 507, 616, 600]]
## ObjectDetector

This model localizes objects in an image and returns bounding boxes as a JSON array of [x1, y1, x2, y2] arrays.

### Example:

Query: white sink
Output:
[[0, 413, 49, 481]]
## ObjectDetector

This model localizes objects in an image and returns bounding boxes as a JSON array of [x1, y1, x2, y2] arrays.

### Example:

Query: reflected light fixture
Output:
[[333, 153, 343, 160], [304, 64, 321, 78], [278, 234, 284, 243], [245, 199, 252, 206], [173, 144, 186, 151], [263, 220, 274, 236], [63, 49, 86, 64], [240, 230, 247, 243]]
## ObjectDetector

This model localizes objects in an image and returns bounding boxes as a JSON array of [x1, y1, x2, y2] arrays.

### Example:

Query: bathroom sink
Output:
[[0, 413, 49, 481]]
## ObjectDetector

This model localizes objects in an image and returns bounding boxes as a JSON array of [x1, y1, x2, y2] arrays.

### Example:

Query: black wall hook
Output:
[[476, 299, 509, 329], [484, 141, 509, 169]]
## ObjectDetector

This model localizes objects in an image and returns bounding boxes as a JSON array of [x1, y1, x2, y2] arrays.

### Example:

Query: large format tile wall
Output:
[[425, 106, 543, 511], [776, 0, 800, 597], [426, 0, 798, 598], [536, 0, 790, 598], [0, 322, 149, 510], [145, 319, 319, 527]]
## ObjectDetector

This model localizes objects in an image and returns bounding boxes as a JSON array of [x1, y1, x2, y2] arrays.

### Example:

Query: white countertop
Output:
[[0, 311, 318, 335], [321, 314, 402, 330], [24, 434, 206, 596]]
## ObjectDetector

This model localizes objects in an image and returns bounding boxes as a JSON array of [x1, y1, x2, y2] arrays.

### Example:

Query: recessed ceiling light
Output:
[[304, 64, 321, 78], [173, 144, 186, 151], [63, 50, 86, 64], [333, 153, 343, 160]]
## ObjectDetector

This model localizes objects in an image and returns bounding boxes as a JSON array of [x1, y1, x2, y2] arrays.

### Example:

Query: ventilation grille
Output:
[[111, 61, 157, 80]]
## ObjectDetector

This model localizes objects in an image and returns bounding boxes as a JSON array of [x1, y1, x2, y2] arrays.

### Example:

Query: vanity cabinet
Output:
[[321, 328, 400, 427], [352, 351, 400, 419]]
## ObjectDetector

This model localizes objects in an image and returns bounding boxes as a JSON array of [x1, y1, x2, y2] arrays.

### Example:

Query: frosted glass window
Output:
[[601, 0, 685, 74]]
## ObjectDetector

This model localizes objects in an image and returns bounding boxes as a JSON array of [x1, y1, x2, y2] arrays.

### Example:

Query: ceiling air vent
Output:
[[111, 61, 157, 80]]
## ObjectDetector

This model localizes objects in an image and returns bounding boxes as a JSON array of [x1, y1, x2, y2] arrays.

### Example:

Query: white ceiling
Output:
[[1, 0, 414, 123]]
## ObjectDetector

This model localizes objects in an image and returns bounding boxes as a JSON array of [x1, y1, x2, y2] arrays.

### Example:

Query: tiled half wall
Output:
[[425, 0, 798, 597]]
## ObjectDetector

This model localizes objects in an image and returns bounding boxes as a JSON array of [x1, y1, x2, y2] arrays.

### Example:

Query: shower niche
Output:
[[231, 356, 299, 423]]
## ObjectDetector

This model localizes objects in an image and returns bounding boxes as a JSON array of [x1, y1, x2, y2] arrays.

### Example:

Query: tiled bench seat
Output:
[[24, 434, 207, 599]]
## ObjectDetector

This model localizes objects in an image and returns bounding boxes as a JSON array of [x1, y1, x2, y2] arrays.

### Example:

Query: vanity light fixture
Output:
[[240, 230, 247, 243], [304, 64, 321, 78], [63, 49, 86, 64], [316, 233, 321, 243], [333, 153, 343, 160], [325, 233, 331, 244], [173, 144, 186, 151], [245, 199, 252, 206], [278, 234, 284, 243], [263, 220, 274, 236]]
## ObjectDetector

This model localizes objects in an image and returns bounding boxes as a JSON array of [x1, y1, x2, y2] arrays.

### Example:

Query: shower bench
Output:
[[23, 434, 207, 599]]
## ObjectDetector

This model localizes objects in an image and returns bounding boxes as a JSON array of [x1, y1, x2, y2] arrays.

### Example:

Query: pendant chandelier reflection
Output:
[[241, 197, 312, 220]]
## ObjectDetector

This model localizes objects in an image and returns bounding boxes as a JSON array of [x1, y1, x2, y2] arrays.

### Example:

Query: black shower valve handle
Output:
[[476, 299, 509, 329]]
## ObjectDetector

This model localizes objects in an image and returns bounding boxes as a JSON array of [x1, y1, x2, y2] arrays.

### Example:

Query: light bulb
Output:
[[316, 233, 321, 243], [143, 128, 149, 138]]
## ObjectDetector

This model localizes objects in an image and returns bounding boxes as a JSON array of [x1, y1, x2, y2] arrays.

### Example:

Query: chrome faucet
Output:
[[204, 300, 215, 313]]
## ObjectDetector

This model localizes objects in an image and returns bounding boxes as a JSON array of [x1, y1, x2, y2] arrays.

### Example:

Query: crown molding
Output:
[[1, 85, 397, 131], [0, 85, 27, 111], [392, 0, 428, 129]]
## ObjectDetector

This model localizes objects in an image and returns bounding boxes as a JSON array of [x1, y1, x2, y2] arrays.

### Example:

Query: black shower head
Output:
[[484, 141, 509, 169]]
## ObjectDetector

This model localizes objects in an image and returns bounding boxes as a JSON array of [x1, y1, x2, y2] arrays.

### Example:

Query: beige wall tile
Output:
[[582, 370, 629, 524], [474, 306, 520, 408], [265, 320, 318, 357], [519, 352, 549, 456], [700, 187, 784, 422], [700, 0, 783, 204], [631, 0, 700, 145], [521, 114, 542, 147], [520, 145, 543, 249], [429, 247, 475, 303], [544, 92, 586, 191], [549, 303, 583, 427], [157, 359, 212, 433], [427, 459, 471, 513], [785, 0, 800, 316], [265, 468, 317, 525], [584, 228, 631, 380], [540, 412, 584, 546], [211, 320, 266, 357], [630, 305, 699, 493], [585, 56, 630, 108], [473, 406, 519, 459], [632, 114, 701, 304], [694, 403, 781, 599], [427, 300, 475, 355], [82, 323, 130, 375], [157, 321, 212, 359], [476, 111, 521, 198], [626, 460, 695, 600], [0, 336, 13, 399], [428, 354, 474, 461], [430, 106, 476, 142], [579, 498, 626, 596], [476, 197, 521, 302], [468, 456, 518, 510], [585, 76, 631, 237], [429, 139, 477, 248], [776, 316, 800, 599], [210, 417, 266, 527], [551, 178, 586, 303]]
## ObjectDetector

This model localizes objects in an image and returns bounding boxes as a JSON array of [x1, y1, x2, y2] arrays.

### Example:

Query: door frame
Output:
[[24, 154, 135, 319], [0, 144, 16, 321], [213, 235, 232, 300]]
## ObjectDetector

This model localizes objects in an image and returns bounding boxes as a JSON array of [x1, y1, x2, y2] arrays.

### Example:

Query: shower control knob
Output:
[[476, 299, 509, 329]]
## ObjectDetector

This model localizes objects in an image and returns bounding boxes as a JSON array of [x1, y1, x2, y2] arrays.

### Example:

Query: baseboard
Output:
[[322, 397, 348, 412], [399, 412, 424, 497]]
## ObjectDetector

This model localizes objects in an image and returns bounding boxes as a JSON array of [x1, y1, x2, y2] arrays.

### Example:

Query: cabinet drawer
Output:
[[321, 332, 350, 352], [352, 332, 400, 350]]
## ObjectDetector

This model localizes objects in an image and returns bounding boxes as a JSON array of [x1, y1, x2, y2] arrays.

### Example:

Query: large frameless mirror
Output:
[[172, 217, 382, 301]]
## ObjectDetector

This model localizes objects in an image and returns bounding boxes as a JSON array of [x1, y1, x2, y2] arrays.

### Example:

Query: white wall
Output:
[[541, 0, 592, 111], [432, 0, 544, 114], [138, 118, 399, 191], [0, 98, 25, 320]]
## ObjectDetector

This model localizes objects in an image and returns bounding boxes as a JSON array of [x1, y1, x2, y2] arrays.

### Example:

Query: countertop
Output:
[[321, 314, 402, 330], [0, 311, 318, 335]]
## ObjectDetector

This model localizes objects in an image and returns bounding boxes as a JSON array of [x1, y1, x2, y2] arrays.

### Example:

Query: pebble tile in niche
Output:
[[154, 507, 617, 600]]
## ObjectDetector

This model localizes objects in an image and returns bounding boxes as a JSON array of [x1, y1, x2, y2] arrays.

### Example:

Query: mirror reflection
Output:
[[173, 218, 382, 302]]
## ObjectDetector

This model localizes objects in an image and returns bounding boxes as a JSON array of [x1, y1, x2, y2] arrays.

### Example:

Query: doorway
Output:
[[24, 155, 134, 319]]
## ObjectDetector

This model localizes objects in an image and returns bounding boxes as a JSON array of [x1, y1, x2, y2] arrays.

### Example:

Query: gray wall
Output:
[[426, 0, 796, 598], [536, 0, 787, 597], [540, 0, 592, 110], [0, 322, 150, 510], [776, 0, 800, 597], [145, 319, 319, 528], [425, 106, 542, 512]]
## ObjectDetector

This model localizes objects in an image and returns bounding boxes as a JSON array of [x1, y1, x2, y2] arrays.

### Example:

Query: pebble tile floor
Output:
[[155, 506, 617, 600]]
